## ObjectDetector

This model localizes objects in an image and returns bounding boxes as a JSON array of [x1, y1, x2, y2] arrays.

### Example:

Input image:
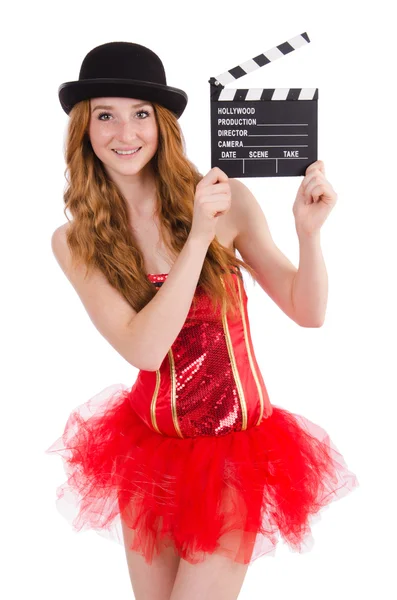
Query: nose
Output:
[[114, 119, 141, 143]]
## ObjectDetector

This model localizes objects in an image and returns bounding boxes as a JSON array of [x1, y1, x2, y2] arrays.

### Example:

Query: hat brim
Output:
[[58, 78, 188, 119]]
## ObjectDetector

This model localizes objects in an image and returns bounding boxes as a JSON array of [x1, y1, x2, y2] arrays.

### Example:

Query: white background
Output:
[[2, 0, 396, 598]]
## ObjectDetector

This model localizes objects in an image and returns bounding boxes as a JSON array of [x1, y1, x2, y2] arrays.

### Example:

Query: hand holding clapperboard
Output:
[[209, 32, 337, 236]]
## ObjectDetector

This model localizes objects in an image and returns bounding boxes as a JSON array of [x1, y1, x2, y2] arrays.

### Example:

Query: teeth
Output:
[[114, 148, 140, 155]]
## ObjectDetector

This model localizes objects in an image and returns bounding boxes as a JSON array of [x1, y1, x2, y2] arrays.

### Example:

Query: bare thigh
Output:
[[170, 554, 249, 600], [169, 479, 256, 599], [170, 531, 250, 600], [121, 517, 181, 600]]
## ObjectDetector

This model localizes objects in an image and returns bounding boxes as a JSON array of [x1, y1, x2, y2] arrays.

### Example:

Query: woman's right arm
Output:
[[51, 167, 231, 371], [127, 235, 210, 370], [51, 225, 209, 371]]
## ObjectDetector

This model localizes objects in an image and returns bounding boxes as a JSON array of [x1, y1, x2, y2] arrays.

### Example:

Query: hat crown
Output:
[[58, 41, 187, 118], [79, 42, 167, 86]]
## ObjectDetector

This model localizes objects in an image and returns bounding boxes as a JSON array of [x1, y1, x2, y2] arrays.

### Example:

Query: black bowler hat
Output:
[[58, 41, 188, 119]]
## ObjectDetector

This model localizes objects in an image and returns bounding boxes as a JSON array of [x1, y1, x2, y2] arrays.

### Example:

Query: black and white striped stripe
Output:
[[209, 32, 318, 101], [209, 85, 318, 101]]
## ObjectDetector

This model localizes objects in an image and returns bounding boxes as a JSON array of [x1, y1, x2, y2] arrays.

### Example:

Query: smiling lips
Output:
[[112, 147, 142, 156]]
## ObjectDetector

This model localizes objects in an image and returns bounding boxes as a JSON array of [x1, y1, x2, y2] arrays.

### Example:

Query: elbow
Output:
[[145, 352, 165, 371], [134, 351, 165, 372], [149, 354, 169, 372], [293, 308, 326, 328], [125, 336, 163, 371], [126, 351, 160, 372], [142, 364, 160, 372], [128, 358, 159, 372], [297, 318, 325, 328], [136, 356, 161, 371]]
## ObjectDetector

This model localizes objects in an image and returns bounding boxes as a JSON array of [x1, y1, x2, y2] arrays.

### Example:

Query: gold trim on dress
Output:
[[220, 275, 248, 430], [234, 274, 264, 426], [150, 369, 162, 434], [150, 350, 184, 438], [169, 348, 184, 438]]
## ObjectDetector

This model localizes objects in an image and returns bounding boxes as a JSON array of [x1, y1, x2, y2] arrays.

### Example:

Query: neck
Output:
[[107, 162, 158, 219]]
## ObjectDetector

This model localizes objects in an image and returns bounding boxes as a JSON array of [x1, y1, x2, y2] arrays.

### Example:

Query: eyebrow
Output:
[[91, 102, 151, 113]]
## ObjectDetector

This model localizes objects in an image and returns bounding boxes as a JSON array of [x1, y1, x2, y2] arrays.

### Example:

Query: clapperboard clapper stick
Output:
[[209, 32, 318, 178]]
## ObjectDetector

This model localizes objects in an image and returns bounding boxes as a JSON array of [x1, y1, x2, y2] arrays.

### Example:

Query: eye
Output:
[[97, 112, 111, 121], [97, 110, 150, 121]]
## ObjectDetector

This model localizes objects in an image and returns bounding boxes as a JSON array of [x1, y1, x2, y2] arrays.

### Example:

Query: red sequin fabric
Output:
[[130, 271, 273, 438], [45, 269, 359, 566]]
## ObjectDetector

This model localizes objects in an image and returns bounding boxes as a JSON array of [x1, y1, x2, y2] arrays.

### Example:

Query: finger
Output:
[[200, 167, 229, 187], [302, 172, 324, 193], [305, 179, 326, 199], [206, 182, 231, 195], [306, 183, 326, 203], [202, 193, 231, 206], [305, 160, 325, 177]]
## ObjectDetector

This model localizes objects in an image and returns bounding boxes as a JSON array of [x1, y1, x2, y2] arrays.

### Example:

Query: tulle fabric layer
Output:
[[45, 383, 359, 565]]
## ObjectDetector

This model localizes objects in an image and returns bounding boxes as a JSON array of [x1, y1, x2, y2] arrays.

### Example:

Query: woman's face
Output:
[[88, 96, 159, 179]]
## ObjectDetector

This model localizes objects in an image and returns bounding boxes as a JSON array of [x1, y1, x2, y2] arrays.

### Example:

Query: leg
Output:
[[121, 516, 181, 600], [170, 531, 250, 600], [170, 554, 249, 600]]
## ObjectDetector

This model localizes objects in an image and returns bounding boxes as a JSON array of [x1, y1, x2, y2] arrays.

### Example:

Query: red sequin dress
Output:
[[45, 270, 359, 565]]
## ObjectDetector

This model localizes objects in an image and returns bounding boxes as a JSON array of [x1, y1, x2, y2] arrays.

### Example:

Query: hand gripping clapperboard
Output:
[[209, 32, 317, 178]]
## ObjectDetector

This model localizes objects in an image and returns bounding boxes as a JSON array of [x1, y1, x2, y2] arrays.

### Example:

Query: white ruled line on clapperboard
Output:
[[209, 32, 318, 178]]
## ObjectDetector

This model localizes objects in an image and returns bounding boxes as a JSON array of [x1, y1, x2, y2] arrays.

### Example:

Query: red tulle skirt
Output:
[[45, 383, 359, 565]]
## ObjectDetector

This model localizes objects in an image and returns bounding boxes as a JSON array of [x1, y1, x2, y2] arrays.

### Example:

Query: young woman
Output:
[[46, 41, 359, 600]]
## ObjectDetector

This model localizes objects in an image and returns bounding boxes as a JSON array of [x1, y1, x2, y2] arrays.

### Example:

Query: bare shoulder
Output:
[[51, 221, 68, 244], [51, 222, 72, 274], [50, 221, 112, 291], [50, 222, 149, 368], [228, 177, 250, 207], [227, 178, 251, 241], [51, 223, 131, 325], [52, 221, 70, 240]]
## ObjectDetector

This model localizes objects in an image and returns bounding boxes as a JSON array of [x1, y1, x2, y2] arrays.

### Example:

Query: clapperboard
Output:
[[209, 32, 318, 178]]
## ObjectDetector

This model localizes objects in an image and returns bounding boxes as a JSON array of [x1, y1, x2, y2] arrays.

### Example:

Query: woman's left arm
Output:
[[291, 160, 338, 327]]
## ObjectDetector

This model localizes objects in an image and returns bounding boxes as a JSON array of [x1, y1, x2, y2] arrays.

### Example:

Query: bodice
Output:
[[127, 271, 273, 438]]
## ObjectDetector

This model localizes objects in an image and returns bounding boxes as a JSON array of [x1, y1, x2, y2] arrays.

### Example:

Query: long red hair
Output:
[[61, 99, 258, 319]]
